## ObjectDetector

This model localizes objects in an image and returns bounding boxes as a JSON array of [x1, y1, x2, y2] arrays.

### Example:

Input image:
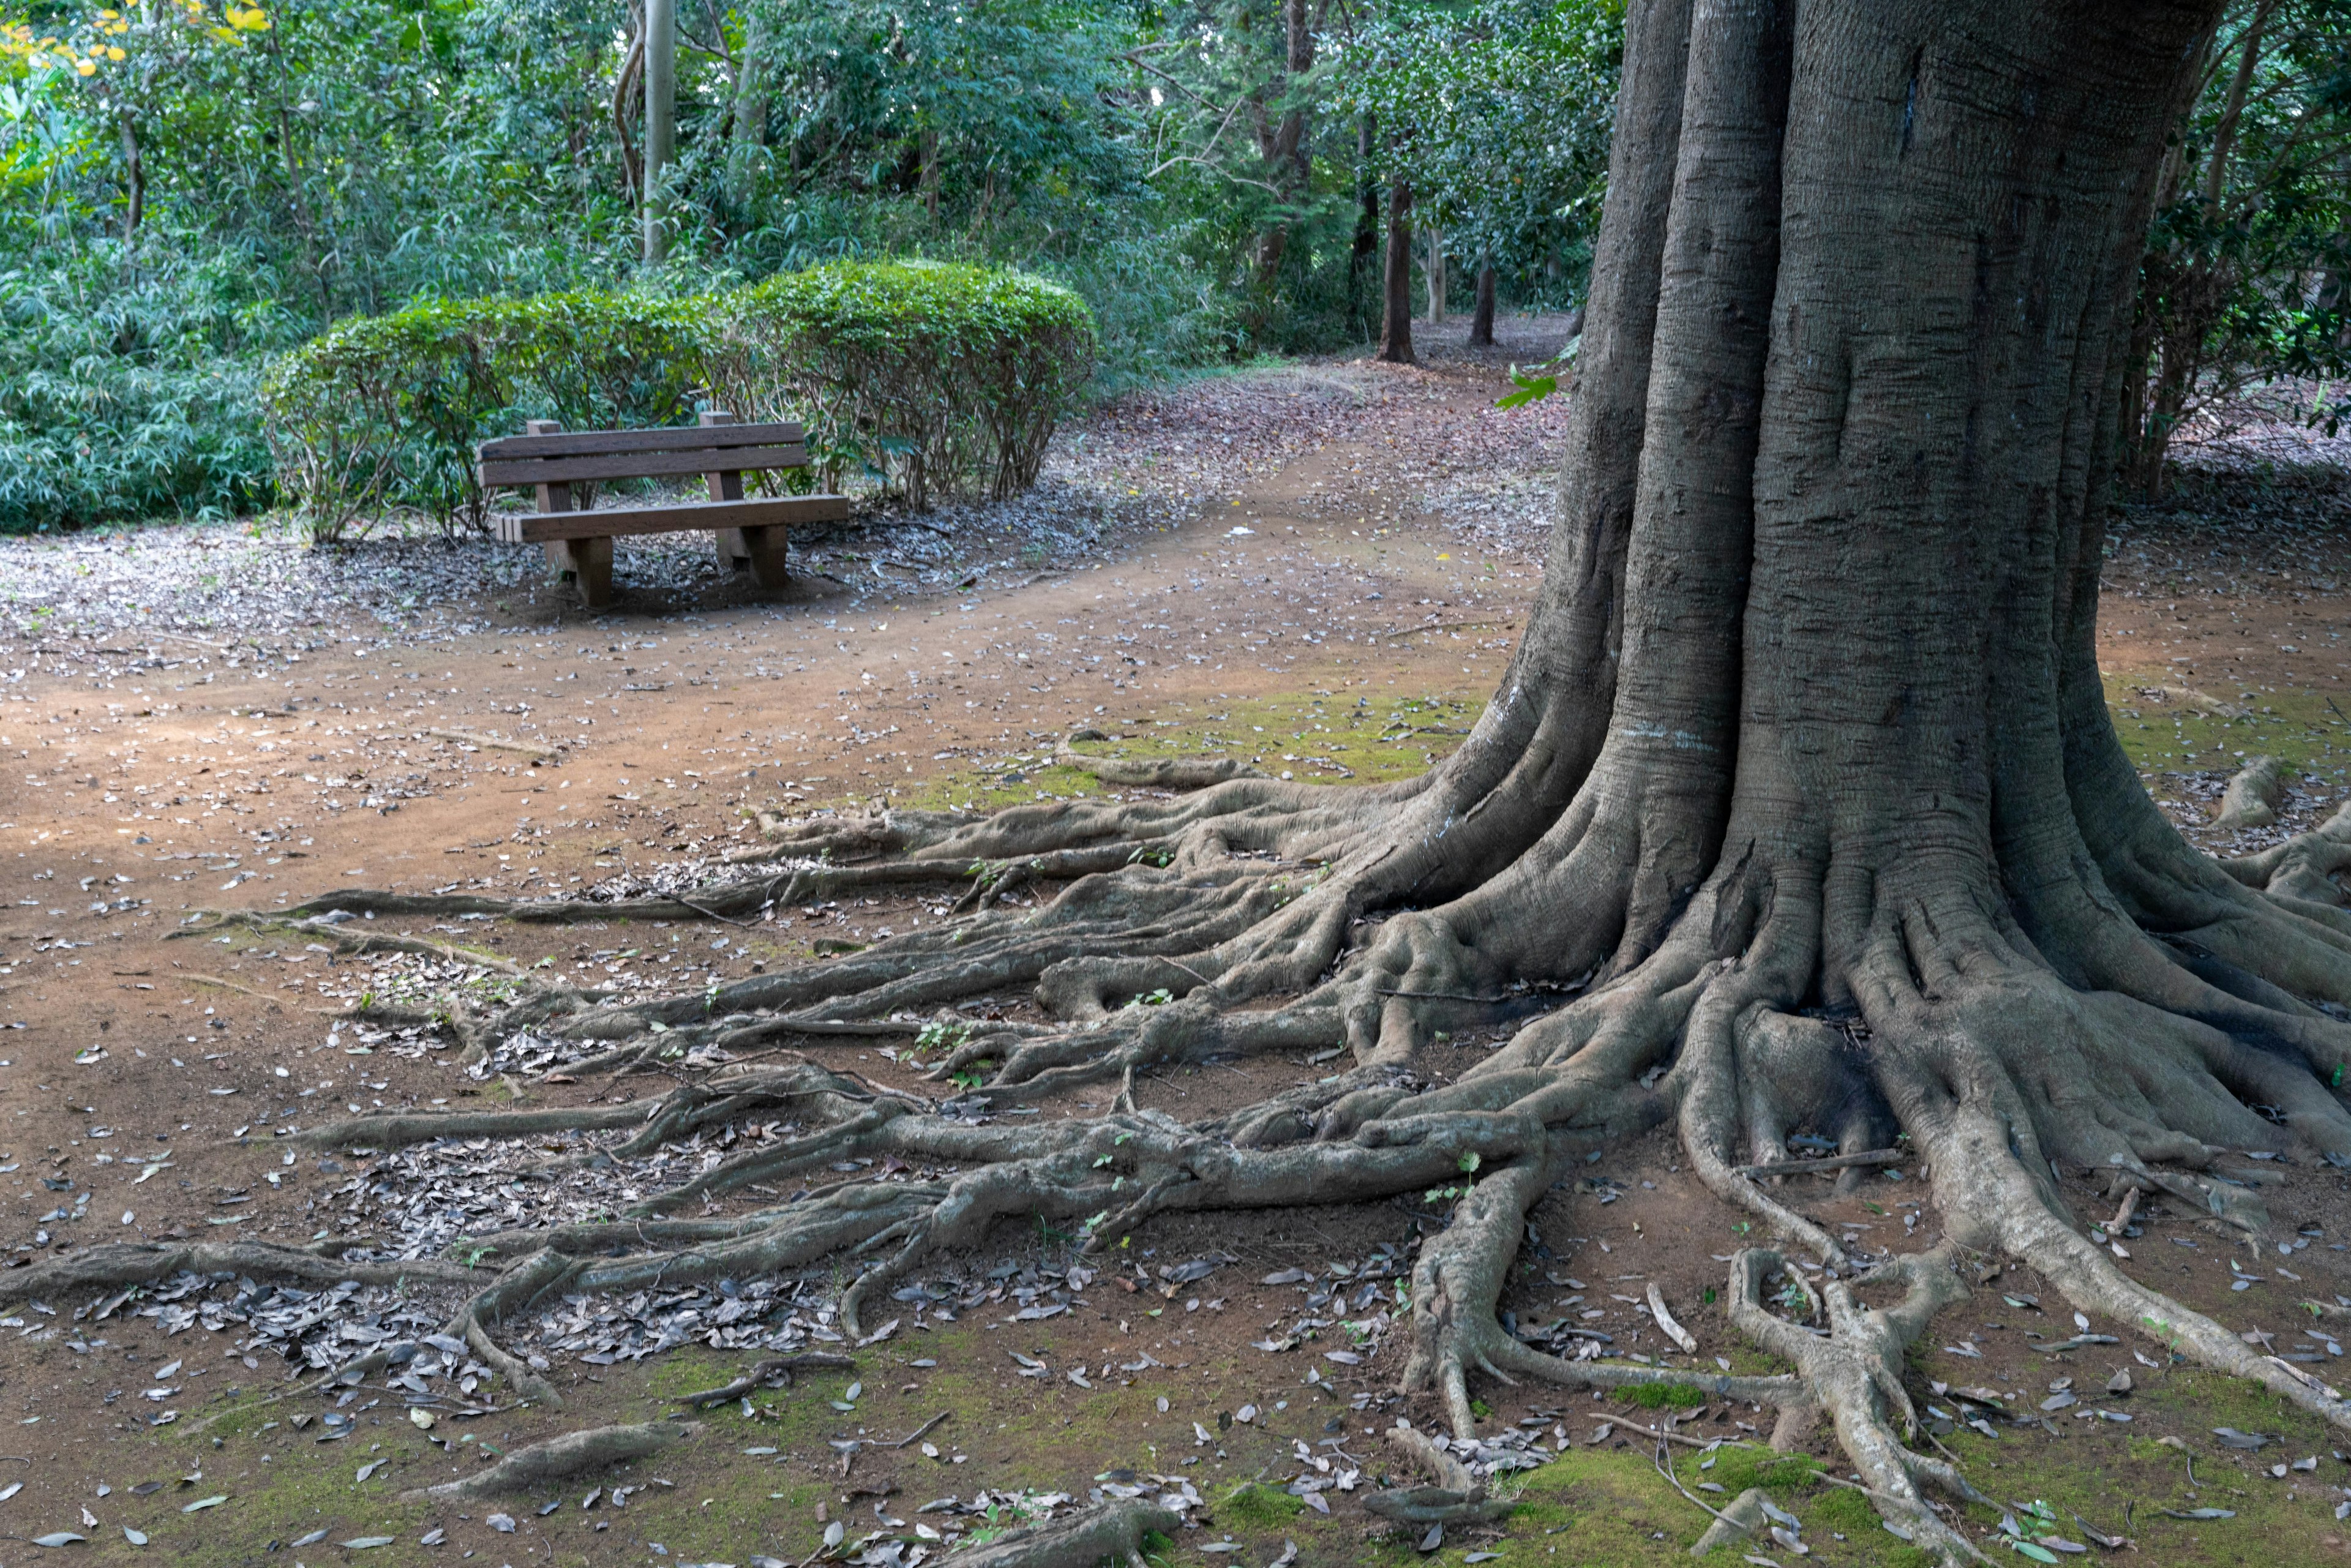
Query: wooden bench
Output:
[[477, 410, 848, 608]]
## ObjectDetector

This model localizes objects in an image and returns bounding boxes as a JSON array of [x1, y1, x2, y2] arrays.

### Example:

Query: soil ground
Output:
[[4, 322, 2351, 1566]]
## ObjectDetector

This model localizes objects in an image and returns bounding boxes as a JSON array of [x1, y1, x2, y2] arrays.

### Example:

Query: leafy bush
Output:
[[0, 242, 293, 534], [707, 260, 1095, 508], [260, 261, 1094, 536], [258, 293, 709, 539]]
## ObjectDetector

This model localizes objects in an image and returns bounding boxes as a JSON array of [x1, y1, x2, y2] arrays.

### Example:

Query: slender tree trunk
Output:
[[725, 5, 771, 212], [1378, 177, 1414, 364], [642, 0, 676, 264], [1253, 0, 1315, 288], [613, 30, 645, 209], [1469, 253, 1496, 347], [1351, 114, 1380, 339], [118, 116, 143, 241], [1424, 224, 1446, 322]]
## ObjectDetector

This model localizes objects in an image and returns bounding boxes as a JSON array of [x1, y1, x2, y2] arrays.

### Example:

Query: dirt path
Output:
[[4, 334, 2350, 1565]]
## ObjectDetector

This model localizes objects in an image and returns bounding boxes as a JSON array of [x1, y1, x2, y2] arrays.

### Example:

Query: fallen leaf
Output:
[[410, 1408, 435, 1430], [487, 1513, 516, 1532], [122, 1527, 147, 1546], [31, 1532, 87, 1547], [339, 1537, 396, 1549], [181, 1495, 227, 1513]]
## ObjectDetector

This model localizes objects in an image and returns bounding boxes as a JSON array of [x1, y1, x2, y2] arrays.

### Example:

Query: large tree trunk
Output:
[[1378, 176, 1414, 364], [102, 7, 2351, 1562]]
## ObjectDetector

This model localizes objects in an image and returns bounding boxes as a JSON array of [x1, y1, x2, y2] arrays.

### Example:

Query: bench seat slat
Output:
[[479, 445, 806, 487], [490, 493, 847, 544], [476, 422, 803, 460]]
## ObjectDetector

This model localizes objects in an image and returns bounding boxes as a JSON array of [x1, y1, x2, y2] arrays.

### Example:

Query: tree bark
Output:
[[613, 28, 645, 209], [1469, 254, 1496, 347], [118, 115, 143, 240], [725, 4, 772, 211], [1425, 223, 1445, 322], [1255, 0, 1316, 287], [1351, 114, 1381, 339], [1378, 176, 1414, 364], [642, 0, 677, 264]]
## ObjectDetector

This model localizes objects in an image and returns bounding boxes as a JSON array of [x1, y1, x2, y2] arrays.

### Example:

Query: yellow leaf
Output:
[[75, 58, 95, 72], [105, 44, 123, 58]]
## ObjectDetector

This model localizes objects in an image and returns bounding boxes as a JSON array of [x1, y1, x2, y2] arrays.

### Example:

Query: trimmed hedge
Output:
[[258, 294, 710, 538], [707, 262, 1097, 509], [258, 262, 1094, 539]]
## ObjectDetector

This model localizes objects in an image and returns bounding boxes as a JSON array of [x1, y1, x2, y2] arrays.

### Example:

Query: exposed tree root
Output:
[[673, 1351, 858, 1409], [1056, 727, 1265, 789], [406, 1419, 694, 1499], [0, 1240, 479, 1304], [1723, 1246, 1987, 1564], [934, 1499, 1181, 1568], [1361, 1425, 1518, 1526]]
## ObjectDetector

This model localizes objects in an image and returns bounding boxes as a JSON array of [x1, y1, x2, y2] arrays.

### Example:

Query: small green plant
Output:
[[1127, 987, 1174, 1008], [1425, 1149, 1482, 1203]]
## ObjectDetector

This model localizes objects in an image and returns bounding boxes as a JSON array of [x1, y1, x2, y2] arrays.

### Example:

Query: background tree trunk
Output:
[[1469, 253, 1496, 345], [612, 27, 645, 209], [725, 6, 772, 212], [642, 0, 676, 264], [1424, 223, 1446, 321], [1351, 114, 1381, 339], [1255, 0, 1315, 286], [118, 116, 143, 240], [1378, 176, 1414, 363]]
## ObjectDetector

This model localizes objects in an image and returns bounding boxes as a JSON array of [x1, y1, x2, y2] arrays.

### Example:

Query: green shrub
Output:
[[259, 261, 1093, 538], [0, 244, 294, 535], [258, 293, 708, 541], [708, 260, 1095, 509]]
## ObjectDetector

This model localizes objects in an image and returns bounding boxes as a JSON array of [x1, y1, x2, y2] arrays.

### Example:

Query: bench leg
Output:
[[719, 525, 789, 591], [545, 536, 613, 608], [716, 527, 753, 575]]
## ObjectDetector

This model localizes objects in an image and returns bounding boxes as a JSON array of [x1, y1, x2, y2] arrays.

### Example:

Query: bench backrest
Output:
[[476, 411, 806, 490]]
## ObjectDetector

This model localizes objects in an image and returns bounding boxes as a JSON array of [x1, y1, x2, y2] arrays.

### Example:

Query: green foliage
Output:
[[2126, 0, 2351, 495], [0, 239, 291, 531], [709, 260, 1095, 508], [1340, 0, 1623, 305], [259, 261, 1092, 538], [258, 291, 710, 539], [1, 0, 1628, 531]]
